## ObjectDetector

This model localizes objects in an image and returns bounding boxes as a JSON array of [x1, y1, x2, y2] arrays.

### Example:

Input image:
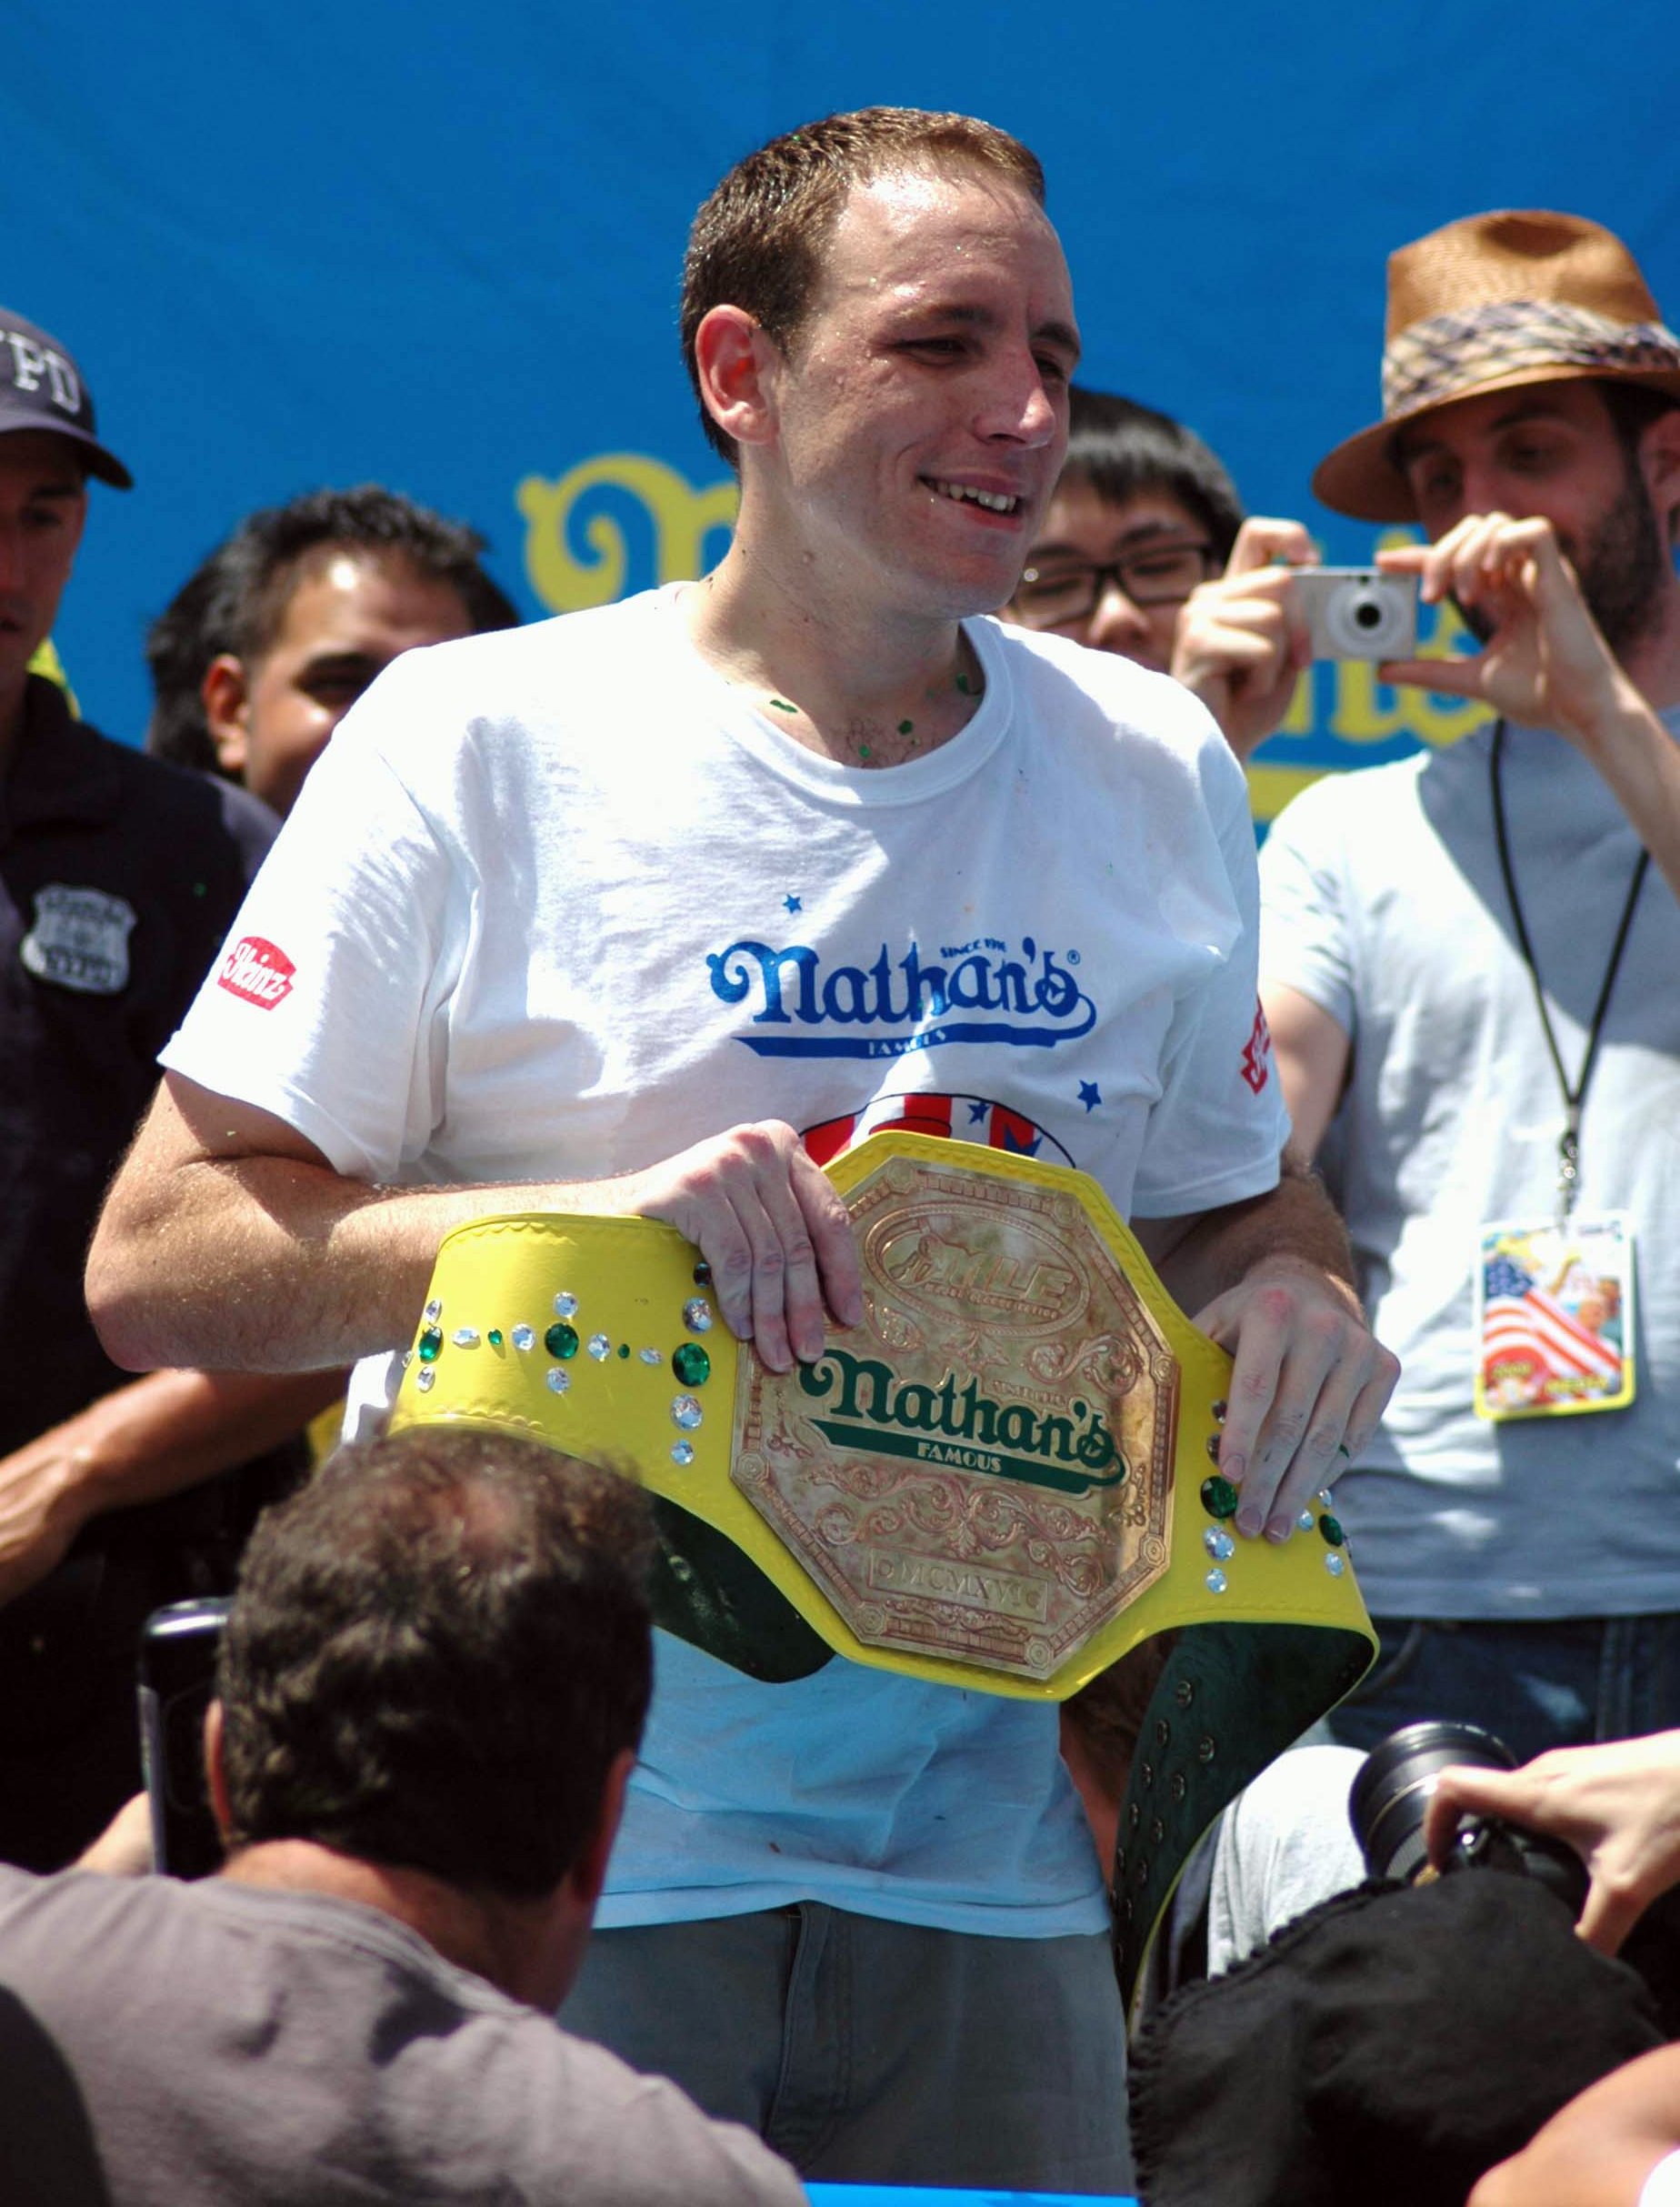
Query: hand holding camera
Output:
[[1170, 516, 1318, 759], [1420, 1728, 1680, 1956], [1374, 512, 1642, 754], [1353, 1720, 1590, 1917]]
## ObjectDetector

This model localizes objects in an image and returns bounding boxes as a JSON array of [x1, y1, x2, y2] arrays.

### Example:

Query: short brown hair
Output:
[[217, 1427, 653, 1900], [681, 106, 1046, 466]]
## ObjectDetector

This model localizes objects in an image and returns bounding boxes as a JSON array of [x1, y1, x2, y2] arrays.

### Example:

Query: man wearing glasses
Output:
[[1006, 386, 1239, 667], [1006, 384, 1318, 762]]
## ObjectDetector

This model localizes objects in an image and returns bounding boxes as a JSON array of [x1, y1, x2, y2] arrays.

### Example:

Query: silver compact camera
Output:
[[1292, 567, 1418, 661]]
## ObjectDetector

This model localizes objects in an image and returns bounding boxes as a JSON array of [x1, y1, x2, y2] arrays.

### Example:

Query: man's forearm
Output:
[[52, 1368, 346, 1506], [90, 1151, 659, 1374], [94, 1076, 861, 1380], [1575, 683, 1680, 908], [0, 1369, 346, 1612], [1146, 1156, 1359, 1319]]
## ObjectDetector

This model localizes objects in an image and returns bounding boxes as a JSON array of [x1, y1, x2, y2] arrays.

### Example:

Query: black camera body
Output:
[[1349, 1719, 1589, 1914], [137, 1597, 230, 1879]]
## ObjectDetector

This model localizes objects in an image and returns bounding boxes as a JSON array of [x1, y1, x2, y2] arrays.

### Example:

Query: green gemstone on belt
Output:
[[1319, 1513, 1346, 1547], [417, 1327, 444, 1364], [1200, 1474, 1240, 1520], [487, 1329, 504, 1349], [671, 1342, 712, 1388], [545, 1321, 579, 1360]]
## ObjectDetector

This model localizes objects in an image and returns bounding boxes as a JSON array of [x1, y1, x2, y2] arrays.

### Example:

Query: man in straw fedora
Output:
[[88, 108, 1394, 2187], [1255, 209, 1680, 1761]]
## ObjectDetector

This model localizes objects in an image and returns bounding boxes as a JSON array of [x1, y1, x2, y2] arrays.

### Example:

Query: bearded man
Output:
[[1256, 211, 1680, 1760]]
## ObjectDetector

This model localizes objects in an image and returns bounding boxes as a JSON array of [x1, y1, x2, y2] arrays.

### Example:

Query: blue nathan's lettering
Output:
[[797, 1348, 1124, 1496], [705, 935, 1096, 1058]]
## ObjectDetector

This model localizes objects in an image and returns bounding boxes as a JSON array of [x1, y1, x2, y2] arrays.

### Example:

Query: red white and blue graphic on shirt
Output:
[[801, 1092, 1073, 1169]]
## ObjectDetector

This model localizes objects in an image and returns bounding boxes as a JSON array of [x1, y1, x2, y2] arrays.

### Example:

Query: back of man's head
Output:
[[145, 484, 520, 777], [681, 105, 1045, 466], [215, 1428, 653, 1901]]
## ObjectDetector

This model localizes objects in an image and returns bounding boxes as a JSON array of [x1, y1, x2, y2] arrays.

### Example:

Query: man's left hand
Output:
[[1193, 1257, 1398, 1541], [1376, 511, 1635, 751]]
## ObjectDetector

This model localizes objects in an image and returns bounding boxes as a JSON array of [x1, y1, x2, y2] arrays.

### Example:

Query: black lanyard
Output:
[[1490, 720, 1648, 1217]]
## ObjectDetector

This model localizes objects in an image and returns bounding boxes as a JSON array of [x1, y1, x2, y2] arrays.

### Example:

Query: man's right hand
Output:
[[1171, 517, 1316, 761], [622, 1120, 864, 1369]]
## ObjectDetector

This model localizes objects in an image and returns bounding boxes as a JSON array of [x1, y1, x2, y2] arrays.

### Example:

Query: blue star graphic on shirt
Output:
[[966, 1100, 989, 1124], [784, 894, 802, 914], [1000, 1125, 1042, 1156], [1078, 1080, 1102, 1112]]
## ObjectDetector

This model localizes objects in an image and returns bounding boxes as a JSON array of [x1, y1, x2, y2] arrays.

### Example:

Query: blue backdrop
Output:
[[9, 0, 1676, 820]]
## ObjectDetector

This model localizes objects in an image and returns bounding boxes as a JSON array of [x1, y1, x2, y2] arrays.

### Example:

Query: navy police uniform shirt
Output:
[[0, 675, 275, 1460]]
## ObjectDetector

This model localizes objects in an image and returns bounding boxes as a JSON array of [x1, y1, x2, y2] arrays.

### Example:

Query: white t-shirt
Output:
[[165, 588, 1286, 1935]]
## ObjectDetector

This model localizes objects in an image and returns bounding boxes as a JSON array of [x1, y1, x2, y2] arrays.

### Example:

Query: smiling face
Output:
[[0, 430, 86, 740], [205, 548, 475, 815], [744, 166, 1080, 627]]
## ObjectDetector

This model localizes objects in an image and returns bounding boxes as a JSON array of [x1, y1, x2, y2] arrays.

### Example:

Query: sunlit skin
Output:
[[686, 166, 1081, 762], [203, 549, 476, 816], [0, 430, 87, 765], [1390, 382, 1680, 696], [1007, 477, 1214, 670], [1398, 383, 1655, 549]]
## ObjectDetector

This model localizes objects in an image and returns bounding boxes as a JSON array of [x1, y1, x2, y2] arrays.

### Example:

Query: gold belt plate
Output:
[[735, 1141, 1176, 1683]]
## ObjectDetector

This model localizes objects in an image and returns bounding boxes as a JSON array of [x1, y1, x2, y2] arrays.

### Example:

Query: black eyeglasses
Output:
[[1011, 538, 1217, 627]]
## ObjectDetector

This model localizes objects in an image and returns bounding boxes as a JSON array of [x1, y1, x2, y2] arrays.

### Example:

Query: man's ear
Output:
[[204, 1700, 234, 1844], [1639, 402, 1680, 542], [566, 1746, 636, 1912], [691, 306, 784, 456], [201, 655, 251, 777]]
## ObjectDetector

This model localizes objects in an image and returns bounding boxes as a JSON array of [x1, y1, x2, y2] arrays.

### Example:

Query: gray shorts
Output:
[[565, 1902, 1133, 2193]]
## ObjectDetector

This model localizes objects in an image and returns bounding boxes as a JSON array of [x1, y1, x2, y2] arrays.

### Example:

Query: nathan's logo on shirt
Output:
[[1241, 1000, 1272, 1095], [19, 884, 135, 995], [796, 1346, 1125, 1498], [706, 935, 1096, 1059], [218, 936, 295, 1008]]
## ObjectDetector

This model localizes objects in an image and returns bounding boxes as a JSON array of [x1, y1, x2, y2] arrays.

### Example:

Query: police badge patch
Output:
[[20, 884, 136, 994]]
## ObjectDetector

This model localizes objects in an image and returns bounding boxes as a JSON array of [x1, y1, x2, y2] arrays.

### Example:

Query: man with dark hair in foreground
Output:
[[0, 1427, 804, 2207]]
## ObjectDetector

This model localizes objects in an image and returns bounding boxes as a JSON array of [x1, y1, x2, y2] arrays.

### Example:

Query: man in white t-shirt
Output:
[[88, 106, 1394, 2189]]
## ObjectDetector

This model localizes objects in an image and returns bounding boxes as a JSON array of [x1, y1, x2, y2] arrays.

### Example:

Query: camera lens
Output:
[[1348, 1720, 1515, 1883], [1354, 596, 1383, 630]]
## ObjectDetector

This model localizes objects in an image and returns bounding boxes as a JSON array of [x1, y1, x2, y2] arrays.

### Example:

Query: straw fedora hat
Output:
[[1313, 209, 1680, 521]]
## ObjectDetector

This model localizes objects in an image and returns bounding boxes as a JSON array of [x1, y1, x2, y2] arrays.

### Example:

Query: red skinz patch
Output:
[[217, 936, 295, 1008], [1240, 1002, 1272, 1095]]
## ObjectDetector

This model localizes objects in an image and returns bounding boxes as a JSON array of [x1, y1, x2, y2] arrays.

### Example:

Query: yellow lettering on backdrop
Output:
[[517, 454, 738, 612]]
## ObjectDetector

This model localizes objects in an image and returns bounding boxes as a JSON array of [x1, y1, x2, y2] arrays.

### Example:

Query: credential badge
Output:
[[19, 884, 135, 995]]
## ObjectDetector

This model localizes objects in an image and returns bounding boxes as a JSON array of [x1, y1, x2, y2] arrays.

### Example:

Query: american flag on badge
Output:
[[1477, 1246, 1626, 1417], [800, 1093, 1074, 1169]]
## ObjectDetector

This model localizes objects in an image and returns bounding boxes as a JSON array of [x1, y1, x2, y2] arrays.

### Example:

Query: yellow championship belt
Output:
[[390, 1132, 1375, 2005]]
